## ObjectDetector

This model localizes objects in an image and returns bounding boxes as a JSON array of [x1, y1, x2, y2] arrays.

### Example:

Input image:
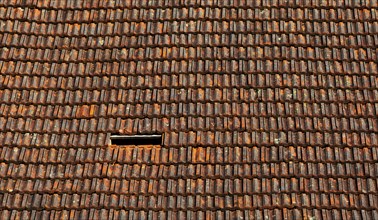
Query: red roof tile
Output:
[[1, 0, 378, 218]]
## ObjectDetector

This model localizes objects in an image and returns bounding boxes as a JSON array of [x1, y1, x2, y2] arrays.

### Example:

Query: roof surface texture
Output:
[[1, 0, 378, 219]]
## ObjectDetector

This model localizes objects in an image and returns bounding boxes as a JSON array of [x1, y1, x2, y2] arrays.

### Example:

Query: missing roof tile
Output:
[[110, 134, 163, 146]]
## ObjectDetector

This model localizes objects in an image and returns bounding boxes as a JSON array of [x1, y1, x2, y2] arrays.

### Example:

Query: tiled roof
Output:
[[1, 0, 378, 219]]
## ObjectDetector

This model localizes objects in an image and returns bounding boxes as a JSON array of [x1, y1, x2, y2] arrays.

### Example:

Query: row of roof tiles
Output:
[[1, 89, 377, 105], [2, 114, 377, 131], [1, 209, 377, 220], [1, 7, 376, 22], [1, 20, 378, 36], [2, 177, 377, 195], [2, 162, 376, 179], [2, 75, 376, 90], [1, 131, 377, 147], [1, 116, 377, 134], [3, 102, 375, 118], [2, 33, 377, 49], [1, 47, 376, 62], [2, 60, 375, 76], [1, 146, 376, 164], [2, 0, 377, 8], [1, 193, 377, 210]]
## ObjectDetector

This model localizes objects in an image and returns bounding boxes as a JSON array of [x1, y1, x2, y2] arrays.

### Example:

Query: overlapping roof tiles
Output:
[[1, 0, 378, 219]]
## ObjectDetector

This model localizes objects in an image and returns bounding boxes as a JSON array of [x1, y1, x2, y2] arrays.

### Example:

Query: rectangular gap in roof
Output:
[[110, 134, 163, 146]]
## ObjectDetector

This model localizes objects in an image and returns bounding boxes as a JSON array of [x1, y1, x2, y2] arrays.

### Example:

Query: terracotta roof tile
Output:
[[1, 0, 378, 218]]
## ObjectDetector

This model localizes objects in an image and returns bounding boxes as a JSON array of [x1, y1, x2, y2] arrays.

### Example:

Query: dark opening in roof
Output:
[[110, 134, 163, 146]]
